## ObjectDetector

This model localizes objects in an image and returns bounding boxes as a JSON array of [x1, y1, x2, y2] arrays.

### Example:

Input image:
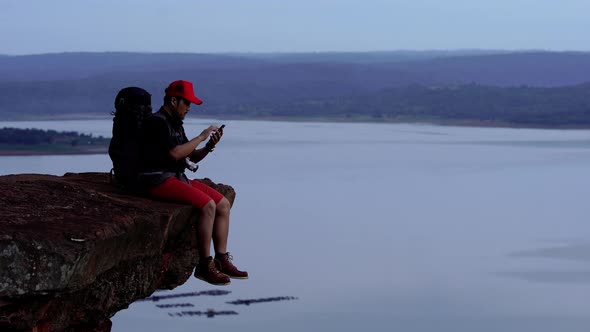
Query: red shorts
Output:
[[148, 177, 224, 209]]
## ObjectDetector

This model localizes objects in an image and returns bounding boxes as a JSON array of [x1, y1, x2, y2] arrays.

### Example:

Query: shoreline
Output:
[[2, 116, 589, 157], [0, 149, 107, 156], [194, 115, 590, 131], [2, 114, 590, 130], [207, 115, 590, 130], [0, 148, 109, 157], [1, 114, 114, 121]]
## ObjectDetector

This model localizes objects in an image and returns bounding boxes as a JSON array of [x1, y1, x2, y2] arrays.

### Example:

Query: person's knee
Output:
[[216, 197, 230, 214], [202, 200, 216, 218]]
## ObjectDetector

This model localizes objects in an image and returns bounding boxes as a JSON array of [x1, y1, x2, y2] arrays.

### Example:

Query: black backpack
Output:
[[108, 87, 152, 190]]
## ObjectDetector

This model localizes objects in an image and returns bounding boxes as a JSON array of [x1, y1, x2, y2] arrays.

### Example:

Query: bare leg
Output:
[[194, 199, 231, 285], [212, 197, 231, 254], [197, 200, 216, 258], [210, 197, 248, 279]]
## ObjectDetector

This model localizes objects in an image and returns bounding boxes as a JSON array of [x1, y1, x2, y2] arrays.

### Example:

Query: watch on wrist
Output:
[[205, 141, 216, 152]]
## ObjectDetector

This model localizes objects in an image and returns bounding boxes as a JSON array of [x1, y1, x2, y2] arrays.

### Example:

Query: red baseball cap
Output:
[[164, 80, 203, 105]]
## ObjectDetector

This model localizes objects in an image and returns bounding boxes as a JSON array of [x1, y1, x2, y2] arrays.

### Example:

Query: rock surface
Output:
[[0, 172, 235, 331]]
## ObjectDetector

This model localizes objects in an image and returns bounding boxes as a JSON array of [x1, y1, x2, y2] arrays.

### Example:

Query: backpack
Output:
[[108, 87, 152, 190]]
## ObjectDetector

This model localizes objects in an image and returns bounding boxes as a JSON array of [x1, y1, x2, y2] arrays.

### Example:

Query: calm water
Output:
[[2, 119, 590, 331]]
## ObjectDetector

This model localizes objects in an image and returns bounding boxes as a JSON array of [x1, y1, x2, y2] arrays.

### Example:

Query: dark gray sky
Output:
[[1, 0, 588, 55]]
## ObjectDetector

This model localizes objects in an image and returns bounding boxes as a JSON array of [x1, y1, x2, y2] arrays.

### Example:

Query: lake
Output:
[[2, 119, 590, 332]]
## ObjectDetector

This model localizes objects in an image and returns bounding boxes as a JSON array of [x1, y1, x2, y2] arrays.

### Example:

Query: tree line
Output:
[[206, 83, 590, 127], [0, 127, 108, 146]]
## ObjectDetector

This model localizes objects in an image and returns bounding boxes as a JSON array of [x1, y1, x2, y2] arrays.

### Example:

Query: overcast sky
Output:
[[1, 0, 589, 55]]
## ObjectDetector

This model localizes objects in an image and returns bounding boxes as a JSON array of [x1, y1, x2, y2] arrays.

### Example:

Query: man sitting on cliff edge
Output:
[[138, 80, 247, 286]]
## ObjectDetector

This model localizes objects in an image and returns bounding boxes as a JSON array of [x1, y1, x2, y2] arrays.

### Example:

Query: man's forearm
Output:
[[169, 136, 205, 161], [189, 147, 210, 163]]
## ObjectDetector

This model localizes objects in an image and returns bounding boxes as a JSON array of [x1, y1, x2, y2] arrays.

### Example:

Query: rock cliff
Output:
[[0, 172, 235, 331]]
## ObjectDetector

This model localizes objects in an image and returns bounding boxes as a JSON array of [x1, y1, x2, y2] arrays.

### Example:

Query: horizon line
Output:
[[3, 48, 590, 57]]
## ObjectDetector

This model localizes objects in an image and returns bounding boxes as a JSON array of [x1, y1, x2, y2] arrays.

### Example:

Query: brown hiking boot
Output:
[[215, 252, 249, 279], [194, 256, 231, 286]]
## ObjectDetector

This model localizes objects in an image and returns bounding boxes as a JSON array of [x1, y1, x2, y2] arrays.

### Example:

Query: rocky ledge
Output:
[[0, 172, 235, 331]]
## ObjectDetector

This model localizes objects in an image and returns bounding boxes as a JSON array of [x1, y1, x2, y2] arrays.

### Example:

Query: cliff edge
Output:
[[0, 172, 235, 331]]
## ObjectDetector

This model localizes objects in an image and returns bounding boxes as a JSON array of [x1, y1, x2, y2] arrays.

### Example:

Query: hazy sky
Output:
[[1, 0, 589, 55]]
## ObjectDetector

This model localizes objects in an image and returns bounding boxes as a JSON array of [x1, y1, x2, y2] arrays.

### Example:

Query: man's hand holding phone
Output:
[[205, 124, 225, 152]]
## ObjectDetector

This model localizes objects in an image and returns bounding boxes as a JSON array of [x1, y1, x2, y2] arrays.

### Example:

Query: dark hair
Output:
[[164, 95, 189, 106]]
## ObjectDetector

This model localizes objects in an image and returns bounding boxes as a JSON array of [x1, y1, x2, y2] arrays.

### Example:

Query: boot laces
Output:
[[218, 252, 233, 262], [208, 260, 221, 273]]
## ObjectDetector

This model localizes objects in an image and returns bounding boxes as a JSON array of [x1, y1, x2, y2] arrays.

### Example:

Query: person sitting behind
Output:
[[138, 80, 247, 286]]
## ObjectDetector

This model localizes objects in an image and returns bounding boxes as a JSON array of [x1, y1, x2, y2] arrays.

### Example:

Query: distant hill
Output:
[[1, 51, 590, 127], [2, 51, 589, 86], [395, 52, 590, 87], [0, 50, 503, 82], [0, 52, 268, 82], [250, 83, 590, 127], [237, 50, 511, 64]]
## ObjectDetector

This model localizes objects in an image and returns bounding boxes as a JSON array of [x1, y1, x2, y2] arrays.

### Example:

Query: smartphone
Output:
[[220, 124, 225, 129]]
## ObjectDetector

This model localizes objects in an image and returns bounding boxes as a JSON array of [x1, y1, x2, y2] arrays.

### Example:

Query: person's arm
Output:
[[169, 125, 218, 161], [188, 146, 210, 163]]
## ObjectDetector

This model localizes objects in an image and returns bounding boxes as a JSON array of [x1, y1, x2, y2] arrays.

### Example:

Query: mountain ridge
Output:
[[2, 51, 590, 127]]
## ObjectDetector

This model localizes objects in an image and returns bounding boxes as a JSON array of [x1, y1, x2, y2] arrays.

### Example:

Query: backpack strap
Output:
[[151, 112, 174, 139]]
